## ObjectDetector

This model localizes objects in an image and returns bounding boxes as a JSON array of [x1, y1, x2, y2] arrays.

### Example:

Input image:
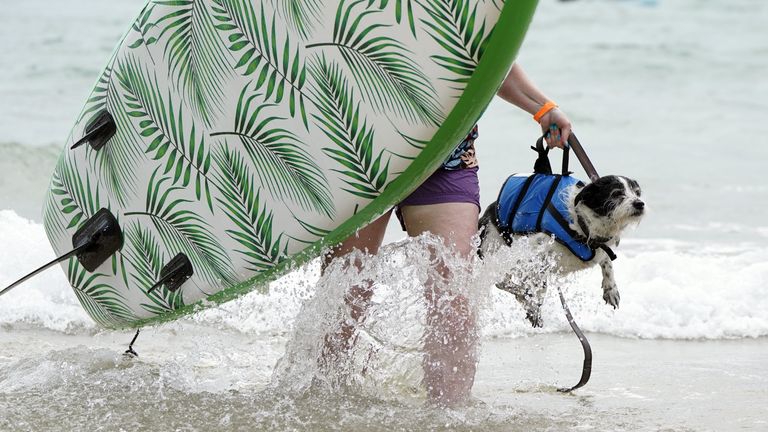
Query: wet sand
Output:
[[2, 326, 765, 431], [475, 334, 768, 431]]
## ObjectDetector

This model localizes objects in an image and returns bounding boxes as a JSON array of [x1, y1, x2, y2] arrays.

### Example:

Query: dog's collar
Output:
[[574, 211, 617, 261]]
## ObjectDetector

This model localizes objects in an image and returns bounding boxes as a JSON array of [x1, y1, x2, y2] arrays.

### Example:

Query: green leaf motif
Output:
[[125, 168, 238, 287], [123, 223, 186, 314], [289, 217, 332, 245], [67, 259, 135, 328], [76, 63, 145, 208], [211, 0, 310, 126], [115, 55, 215, 212], [368, 0, 417, 36], [417, 0, 495, 85], [483, 0, 505, 11], [211, 83, 335, 218], [306, 0, 444, 126], [127, 3, 159, 50], [271, 0, 322, 40], [213, 147, 286, 272], [153, 0, 232, 126], [49, 157, 103, 231], [309, 55, 391, 200]]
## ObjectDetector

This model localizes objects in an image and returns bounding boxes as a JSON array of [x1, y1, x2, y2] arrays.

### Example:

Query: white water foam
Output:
[[2, 209, 767, 342], [0, 210, 94, 333]]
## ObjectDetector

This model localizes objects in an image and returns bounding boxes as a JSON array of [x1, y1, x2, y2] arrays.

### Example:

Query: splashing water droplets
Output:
[[270, 233, 557, 404]]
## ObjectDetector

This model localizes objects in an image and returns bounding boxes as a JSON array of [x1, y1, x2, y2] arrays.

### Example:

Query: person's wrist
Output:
[[533, 101, 558, 123]]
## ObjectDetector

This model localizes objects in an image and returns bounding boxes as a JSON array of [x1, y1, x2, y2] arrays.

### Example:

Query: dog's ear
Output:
[[574, 181, 587, 206]]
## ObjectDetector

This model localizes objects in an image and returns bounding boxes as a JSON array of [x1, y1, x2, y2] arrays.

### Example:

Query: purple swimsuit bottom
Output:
[[395, 167, 481, 231], [394, 125, 481, 231]]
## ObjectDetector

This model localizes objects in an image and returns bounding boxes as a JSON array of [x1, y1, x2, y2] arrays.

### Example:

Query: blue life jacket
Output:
[[494, 173, 597, 261]]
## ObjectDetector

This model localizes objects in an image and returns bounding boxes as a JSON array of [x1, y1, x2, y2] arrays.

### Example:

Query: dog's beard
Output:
[[576, 200, 643, 241]]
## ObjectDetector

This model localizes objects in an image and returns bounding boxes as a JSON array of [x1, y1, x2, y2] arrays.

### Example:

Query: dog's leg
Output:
[[599, 256, 620, 309], [496, 274, 545, 328]]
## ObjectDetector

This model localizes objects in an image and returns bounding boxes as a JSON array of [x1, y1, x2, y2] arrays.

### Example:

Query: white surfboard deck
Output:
[[42, 0, 539, 328]]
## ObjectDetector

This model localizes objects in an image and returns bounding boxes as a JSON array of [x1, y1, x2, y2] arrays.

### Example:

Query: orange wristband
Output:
[[533, 101, 558, 123]]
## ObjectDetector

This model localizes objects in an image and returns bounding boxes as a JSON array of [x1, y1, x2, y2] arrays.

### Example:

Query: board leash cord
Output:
[[124, 329, 140, 358]]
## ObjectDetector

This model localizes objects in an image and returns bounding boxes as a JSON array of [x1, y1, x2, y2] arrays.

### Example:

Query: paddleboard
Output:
[[42, 0, 539, 328]]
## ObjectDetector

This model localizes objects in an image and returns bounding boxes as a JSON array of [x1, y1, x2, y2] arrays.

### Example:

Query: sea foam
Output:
[[1, 209, 767, 340]]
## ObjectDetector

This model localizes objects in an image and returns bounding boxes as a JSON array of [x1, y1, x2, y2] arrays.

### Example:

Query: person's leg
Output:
[[320, 211, 392, 366], [400, 202, 480, 405]]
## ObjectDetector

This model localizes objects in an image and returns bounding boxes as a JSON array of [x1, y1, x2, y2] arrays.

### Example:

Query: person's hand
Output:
[[539, 108, 572, 149]]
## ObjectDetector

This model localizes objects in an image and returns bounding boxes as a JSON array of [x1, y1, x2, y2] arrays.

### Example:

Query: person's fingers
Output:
[[561, 123, 572, 146], [554, 122, 563, 148], [540, 109, 573, 149], [540, 121, 550, 144], [548, 123, 558, 148]]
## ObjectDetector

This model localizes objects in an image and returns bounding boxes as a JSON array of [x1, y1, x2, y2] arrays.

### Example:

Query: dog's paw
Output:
[[525, 302, 544, 328], [602, 285, 620, 309], [526, 307, 543, 328]]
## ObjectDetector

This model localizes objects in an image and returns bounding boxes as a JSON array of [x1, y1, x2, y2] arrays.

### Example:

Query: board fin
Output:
[[1, 208, 123, 297], [147, 253, 193, 294], [71, 110, 116, 151]]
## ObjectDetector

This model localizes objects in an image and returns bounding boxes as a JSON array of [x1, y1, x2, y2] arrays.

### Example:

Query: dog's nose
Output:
[[633, 201, 645, 210]]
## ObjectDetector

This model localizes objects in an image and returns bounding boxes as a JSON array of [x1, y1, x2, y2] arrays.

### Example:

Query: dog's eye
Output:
[[610, 190, 625, 199], [634, 188, 642, 197]]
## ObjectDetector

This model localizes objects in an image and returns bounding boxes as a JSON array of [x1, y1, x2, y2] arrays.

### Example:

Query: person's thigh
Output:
[[400, 203, 479, 257], [322, 210, 392, 270]]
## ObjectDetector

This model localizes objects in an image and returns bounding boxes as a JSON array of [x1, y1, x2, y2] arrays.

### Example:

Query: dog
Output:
[[479, 173, 645, 327]]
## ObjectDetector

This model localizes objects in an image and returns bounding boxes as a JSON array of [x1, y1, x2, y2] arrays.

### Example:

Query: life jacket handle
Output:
[[532, 135, 570, 176], [531, 133, 601, 182], [567, 133, 600, 182]]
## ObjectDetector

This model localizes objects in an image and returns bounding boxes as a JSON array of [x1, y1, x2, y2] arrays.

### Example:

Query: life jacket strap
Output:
[[547, 202, 618, 261], [532, 135, 572, 176], [598, 245, 618, 261], [537, 176, 563, 232], [546, 202, 584, 242]]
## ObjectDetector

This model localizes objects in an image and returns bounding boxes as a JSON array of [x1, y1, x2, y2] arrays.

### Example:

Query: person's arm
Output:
[[496, 63, 571, 148]]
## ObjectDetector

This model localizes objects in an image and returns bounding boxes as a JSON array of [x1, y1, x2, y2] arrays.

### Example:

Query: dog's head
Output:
[[572, 175, 645, 241]]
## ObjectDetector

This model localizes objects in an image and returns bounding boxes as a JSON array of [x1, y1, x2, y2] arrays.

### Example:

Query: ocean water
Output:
[[1, 0, 767, 430]]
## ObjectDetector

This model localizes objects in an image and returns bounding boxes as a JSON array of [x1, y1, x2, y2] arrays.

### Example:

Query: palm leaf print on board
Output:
[[76, 63, 145, 208], [124, 223, 186, 314], [47, 158, 104, 233], [152, 0, 233, 126], [369, 0, 418, 36], [271, 0, 322, 40], [417, 0, 495, 85], [211, 0, 310, 127], [309, 55, 390, 200], [214, 147, 287, 272], [67, 259, 135, 328], [125, 168, 238, 287], [116, 55, 215, 212], [306, 0, 444, 126], [211, 83, 335, 217]]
